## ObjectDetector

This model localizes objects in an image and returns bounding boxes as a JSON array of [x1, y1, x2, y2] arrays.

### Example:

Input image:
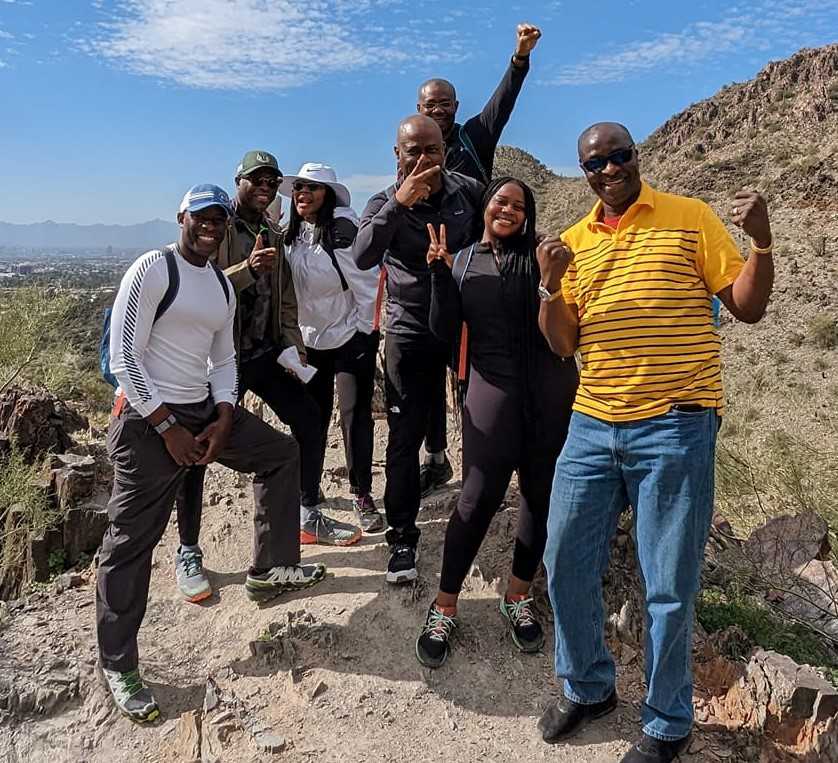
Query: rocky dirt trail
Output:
[[1, 416, 736, 762]]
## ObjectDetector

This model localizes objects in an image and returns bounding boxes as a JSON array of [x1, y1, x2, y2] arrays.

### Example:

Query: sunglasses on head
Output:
[[292, 181, 324, 193], [248, 174, 279, 189], [581, 146, 635, 174]]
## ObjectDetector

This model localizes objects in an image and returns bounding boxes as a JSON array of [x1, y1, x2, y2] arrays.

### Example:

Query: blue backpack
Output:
[[100, 246, 230, 387]]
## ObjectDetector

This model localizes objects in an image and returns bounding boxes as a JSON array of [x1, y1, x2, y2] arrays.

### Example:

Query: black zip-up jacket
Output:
[[353, 171, 483, 337], [445, 57, 530, 183]]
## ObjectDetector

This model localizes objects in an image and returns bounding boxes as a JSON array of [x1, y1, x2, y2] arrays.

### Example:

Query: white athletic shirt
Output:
[[109, 246, 238, 417], [285, 207, 379, 351]]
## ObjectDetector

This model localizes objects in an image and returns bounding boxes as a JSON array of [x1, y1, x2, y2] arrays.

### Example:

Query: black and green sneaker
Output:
[[499, 596, 545, 653], [245, 562, 326, 603], [101, 666, 160, 723], [416, 604, 457, 668]]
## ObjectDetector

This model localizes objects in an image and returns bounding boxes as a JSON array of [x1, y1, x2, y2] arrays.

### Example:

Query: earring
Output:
[[521, 219, 528, 234]]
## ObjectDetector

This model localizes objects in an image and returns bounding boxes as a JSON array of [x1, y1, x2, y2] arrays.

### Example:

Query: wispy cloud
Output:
[[544, 0, 838, 86], [80, 0, 470, 91]]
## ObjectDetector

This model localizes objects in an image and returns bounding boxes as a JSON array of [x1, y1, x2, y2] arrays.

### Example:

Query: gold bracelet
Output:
[[750, 237, 773, 255]]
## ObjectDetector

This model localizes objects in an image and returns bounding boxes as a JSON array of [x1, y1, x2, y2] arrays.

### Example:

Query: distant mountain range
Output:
[[0, 219, 180, 250]]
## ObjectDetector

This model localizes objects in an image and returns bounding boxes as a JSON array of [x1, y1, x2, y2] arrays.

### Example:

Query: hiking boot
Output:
[[416, 604, 457, 668], [386, 543, 418, 584], [245, 563, 327, 603], [499, 596, 545, 653], [353, 494, 385, 533], [419, 455, 454, 497], [101, 667, 160, 723], [174, 546, 212, 603], [620, 733, 692, 762], [538, 690, 618, 743], [300, 509, 361, 546]]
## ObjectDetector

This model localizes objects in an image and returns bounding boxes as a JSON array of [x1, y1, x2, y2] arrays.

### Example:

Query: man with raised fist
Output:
[[536, 122, 774, 763], [414, 22, 542, 493], [354, 115, 483, 584]]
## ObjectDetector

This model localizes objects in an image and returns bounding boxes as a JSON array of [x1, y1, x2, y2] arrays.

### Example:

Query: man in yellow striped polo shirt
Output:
[[536, 123, 774, 763]]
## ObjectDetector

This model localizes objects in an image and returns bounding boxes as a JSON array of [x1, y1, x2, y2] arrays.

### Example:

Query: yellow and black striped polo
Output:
[[560, 182, 744, 423]]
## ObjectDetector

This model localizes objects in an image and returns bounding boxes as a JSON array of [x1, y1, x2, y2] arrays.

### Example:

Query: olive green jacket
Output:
[[211, 211, 305, 360]]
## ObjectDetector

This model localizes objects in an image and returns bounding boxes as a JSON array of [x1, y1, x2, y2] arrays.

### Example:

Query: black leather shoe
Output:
[[620, 733, 691, 762], [538, 690, 618, 743]]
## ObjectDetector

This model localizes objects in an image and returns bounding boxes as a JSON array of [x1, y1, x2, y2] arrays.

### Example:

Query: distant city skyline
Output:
[[2, 0, 837, 225]]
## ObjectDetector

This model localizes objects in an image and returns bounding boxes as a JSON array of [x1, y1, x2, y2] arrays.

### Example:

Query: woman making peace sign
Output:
[[416, 176, 578, 668]]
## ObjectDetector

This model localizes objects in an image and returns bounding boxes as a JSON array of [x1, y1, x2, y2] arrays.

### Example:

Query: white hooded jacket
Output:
[[285, 206, 380, 351]]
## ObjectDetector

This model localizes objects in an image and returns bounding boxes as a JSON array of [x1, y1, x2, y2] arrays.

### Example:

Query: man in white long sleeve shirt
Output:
[[97, 185, 326, 724]]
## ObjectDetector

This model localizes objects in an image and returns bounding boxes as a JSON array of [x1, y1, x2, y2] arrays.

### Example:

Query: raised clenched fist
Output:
[[731, 189, 772, 250], [536, 235, 573, 291], [515, 23, 542, 58]]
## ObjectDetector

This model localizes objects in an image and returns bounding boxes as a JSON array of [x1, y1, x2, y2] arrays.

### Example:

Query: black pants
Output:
[[97, 398, 300, 672], [306, 331, 379, 497], [424, 371, 448, 453], [439, 364, 578, 595], [176, 350, 323, 547], [383, 333, 450, 547]]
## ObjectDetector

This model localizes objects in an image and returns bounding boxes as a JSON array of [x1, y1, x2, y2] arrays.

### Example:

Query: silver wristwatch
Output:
[[153, 414, 177, 435], [538, 283, 562, 303]]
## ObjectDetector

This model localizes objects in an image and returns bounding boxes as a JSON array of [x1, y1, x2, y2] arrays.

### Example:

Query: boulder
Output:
[[743, 512, 831, 577], [62, 498, 109, 566], [52, 455, 96, 509], [0, 388, 87, 462], [708, 649, 838, 761], [776, 560, 838, 643]]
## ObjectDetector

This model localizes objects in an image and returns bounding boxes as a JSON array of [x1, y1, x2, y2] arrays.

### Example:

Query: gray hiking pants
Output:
[[96, 397, 300, 672]]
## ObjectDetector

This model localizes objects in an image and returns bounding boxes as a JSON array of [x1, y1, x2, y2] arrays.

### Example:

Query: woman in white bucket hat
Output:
[[281, 163, 384, 534]]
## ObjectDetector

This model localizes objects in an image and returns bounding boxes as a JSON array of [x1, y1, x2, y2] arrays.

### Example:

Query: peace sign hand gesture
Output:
[[426, 223, 452, 268], [395, 155, 441, 208]]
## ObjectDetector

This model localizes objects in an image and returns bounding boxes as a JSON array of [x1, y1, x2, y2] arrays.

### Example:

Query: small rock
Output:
[[253, 731, 286, 753], [310, 680, 328, 701], [173, 710, 202, 762]]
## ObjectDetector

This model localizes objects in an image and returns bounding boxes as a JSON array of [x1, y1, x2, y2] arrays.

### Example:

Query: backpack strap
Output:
[[320, 220, 350, 292], [452, 244, 476, 290], [210, 262, 231, 304], [458, 125, 489, 185], [153, 246, 180, 323]]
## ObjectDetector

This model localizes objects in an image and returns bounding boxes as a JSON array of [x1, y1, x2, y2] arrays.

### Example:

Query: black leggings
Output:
[[439, 364, 577, 595], [305, 331, 379, 497]]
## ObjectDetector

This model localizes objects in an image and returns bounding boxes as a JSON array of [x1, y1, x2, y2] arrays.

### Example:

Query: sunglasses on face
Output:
[[248, 175, 279, 189], [292, 181, 324, 193], [581, 146, 635, 174]]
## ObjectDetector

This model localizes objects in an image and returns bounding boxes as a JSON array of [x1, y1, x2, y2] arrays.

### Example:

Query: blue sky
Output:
[[1, 0, 836, 225]]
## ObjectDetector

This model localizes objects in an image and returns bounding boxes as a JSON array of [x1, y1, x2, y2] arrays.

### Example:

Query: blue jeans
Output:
[[544, 408, 718, 741]]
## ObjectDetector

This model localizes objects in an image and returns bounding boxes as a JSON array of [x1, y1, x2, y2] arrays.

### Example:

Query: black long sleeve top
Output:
[[445, 58, 530, 183], [353, 171, 483, 337]]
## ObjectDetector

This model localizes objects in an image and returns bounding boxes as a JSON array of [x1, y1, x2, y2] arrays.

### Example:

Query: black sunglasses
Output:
[[293, 181, 325, 193], [247, 174, 280, 189], [581, 146, 635, 174]]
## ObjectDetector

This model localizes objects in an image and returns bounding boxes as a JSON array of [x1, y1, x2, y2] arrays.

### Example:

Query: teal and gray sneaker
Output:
[[101, 666, 160, 723], [175, 546, 212, 603], [499, 596, 545, 653], [245, 562, 327, 603]]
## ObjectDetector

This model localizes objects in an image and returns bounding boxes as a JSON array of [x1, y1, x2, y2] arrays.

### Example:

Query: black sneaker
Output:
[[353, 493, 385, 533], [619, 733, 691, 762], [499, 596, 545, 652], [416, 604, 457, 668], [386, 544, 418, 584], [538, 690, 618, 743], [419, 455, 454, 497]]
